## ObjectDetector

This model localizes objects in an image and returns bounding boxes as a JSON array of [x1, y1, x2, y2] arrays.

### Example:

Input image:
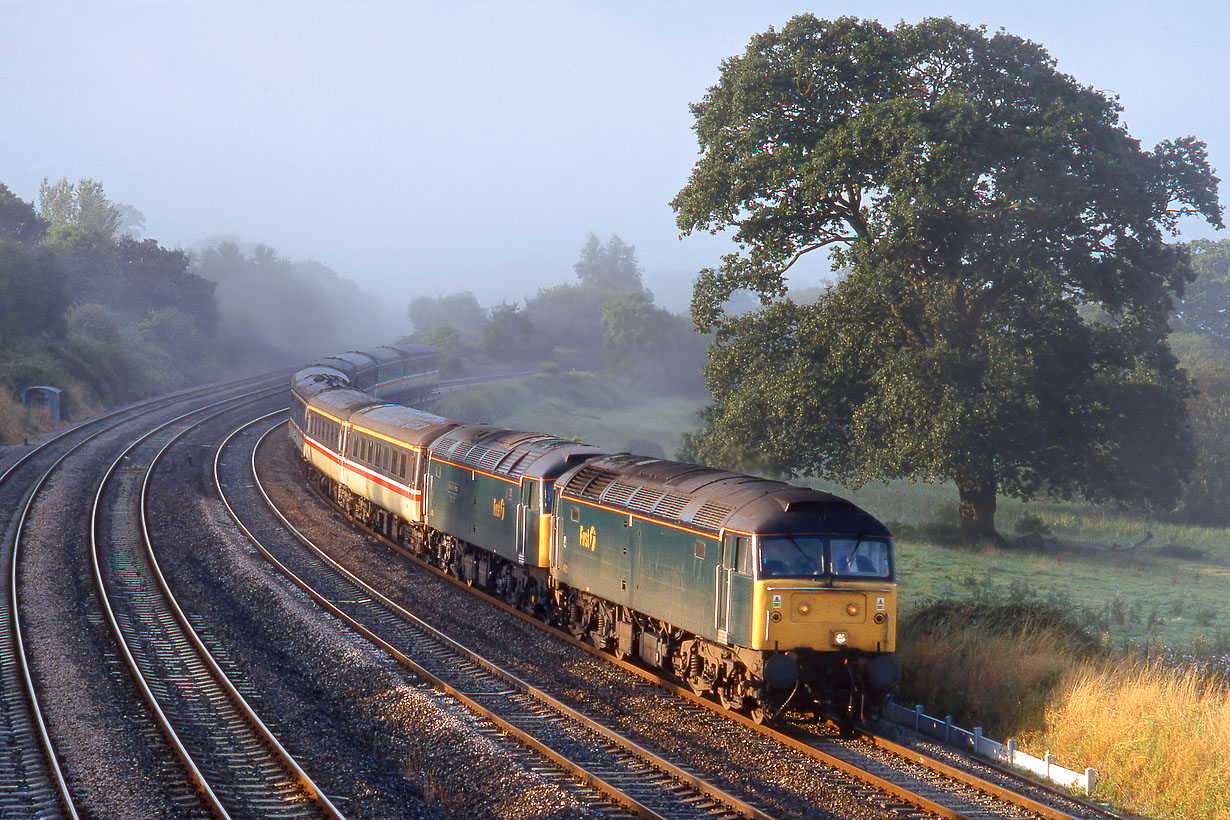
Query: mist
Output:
[[3, 1, 1226, 321]]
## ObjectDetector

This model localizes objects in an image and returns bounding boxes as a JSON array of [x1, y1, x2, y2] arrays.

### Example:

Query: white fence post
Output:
[[915, 704, 924, 732], [973, 727, 982, 755], [945, 716, 953, 744], [1085, 768, 1097, 795]]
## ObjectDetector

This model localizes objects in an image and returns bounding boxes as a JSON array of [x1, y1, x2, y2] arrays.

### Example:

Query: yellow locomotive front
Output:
[[751, 534, 897, 654], [732, 530, 900, 726]]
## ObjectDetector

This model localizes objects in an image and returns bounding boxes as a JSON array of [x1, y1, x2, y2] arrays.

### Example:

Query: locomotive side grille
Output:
[[691, 501, 735, 531], [604, 482, 637, 506]]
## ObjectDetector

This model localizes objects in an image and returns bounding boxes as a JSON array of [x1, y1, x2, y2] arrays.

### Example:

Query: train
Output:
[[288, 344, 900, 726]]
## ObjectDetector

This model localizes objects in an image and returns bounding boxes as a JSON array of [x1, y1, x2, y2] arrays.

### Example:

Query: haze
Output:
[[3, 0, 1226, 314]]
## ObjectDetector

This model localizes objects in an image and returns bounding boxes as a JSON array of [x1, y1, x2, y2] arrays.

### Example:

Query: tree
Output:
[[573, 233, 644, 293], [38, 176, 124, 237], [600, 291, 707, 393], [0, 239, 70, 348], [1173, 239, 1230, 346], [0, 183, 47, 244], [672, 15, 1222, 542], [407, 291, 487, 342], [482, 302, 552, 362], [1170, 332, 1230, 525]]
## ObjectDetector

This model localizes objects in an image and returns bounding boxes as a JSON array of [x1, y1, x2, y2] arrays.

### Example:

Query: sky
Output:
[[3, 0, 1228, 314]]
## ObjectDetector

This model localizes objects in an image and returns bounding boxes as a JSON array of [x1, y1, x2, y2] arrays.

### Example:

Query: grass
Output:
[[430, 371, 708, 457], [1031, 660, 1230, 820]]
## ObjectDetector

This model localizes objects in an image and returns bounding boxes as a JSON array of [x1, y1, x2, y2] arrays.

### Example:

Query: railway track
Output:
[[220, 411, 776, 820], [1, 373, 283, 819], [254, 418, 1129, 820], [89, 388, 345, 818]]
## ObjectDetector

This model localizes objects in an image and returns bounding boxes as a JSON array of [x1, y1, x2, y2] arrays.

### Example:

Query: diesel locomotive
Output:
[[289, 344, 900, 725]]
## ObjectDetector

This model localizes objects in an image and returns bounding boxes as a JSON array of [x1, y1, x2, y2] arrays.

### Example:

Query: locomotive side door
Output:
[[715, 534, 748, 643], [515, 480, 534, 564]]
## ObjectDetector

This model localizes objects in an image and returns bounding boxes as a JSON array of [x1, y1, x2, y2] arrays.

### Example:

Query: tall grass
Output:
[[0, 386, 43, 445], [1031, 660, 1230, 819], [895, 600, 1100, 737]]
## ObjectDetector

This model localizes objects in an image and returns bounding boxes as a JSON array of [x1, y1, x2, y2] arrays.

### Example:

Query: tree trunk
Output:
[[955, 479, 1003, 545]]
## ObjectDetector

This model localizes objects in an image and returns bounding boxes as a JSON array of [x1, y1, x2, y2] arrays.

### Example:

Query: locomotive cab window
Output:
[[759, 535, 827, 578], [831, 538, 891, 579]]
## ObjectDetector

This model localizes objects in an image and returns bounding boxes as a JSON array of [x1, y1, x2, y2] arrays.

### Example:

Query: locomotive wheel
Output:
[[748, 700, 769, 725], [717, 681, 740, 711]]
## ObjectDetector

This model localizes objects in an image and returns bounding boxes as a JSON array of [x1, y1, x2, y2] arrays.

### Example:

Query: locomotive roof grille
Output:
[[691, 501, 736, 531], [627, 486, 664, 514], [604, 481, 637, 506], [654, 493, 690, 519], [566, 464, 620, 500], [477, 446, 505, 471]]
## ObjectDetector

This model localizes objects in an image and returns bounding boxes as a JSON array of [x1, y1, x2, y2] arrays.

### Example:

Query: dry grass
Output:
[[896, 602, 1091, 737], [0, 387, 36, 445], [1031, 660, 1230, 819]]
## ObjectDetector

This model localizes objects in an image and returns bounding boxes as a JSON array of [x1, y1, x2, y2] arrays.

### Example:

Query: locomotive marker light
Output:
[[846, 602, 859, 617]]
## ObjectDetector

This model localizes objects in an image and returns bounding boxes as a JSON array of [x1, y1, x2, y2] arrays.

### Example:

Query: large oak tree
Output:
[[672, 16, 1222, 542]]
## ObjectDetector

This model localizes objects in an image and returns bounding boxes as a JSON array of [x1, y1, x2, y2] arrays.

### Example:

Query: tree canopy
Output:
[[573, 233, 644, 293], [672, 15, 1223, 541]]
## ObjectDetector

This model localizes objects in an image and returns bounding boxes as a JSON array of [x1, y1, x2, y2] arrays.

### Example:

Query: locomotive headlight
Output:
[[846, 603, 859, 617], [832, 631, 848, 646], [797, 602, 811, 616]]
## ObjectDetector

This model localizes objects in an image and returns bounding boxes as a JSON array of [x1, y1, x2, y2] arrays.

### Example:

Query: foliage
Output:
[[573, 233, 644, 293], [523, 281, 613, 353], [1170, 332, 1230, 525], [897, 598, 1102, 737], [1173, 238, 1230, 345], [407, 291, 487, 342], [600, 290, 707, 393], [192, 240, 400, 361], [0, 183, 47, 244], [482, 301, 553, 362], [1033, 660, 1230, 820], [38, 176, 126, 237], [672, 15, 1223, 542], [0, 239, 70, 351]]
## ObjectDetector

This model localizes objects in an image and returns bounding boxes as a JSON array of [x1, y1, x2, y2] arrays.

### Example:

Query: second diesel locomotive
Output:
[[289, 345, 900, 724]]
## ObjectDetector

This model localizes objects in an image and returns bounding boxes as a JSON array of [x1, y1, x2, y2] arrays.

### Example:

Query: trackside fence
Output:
[[882, 700, 1097, 795]]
